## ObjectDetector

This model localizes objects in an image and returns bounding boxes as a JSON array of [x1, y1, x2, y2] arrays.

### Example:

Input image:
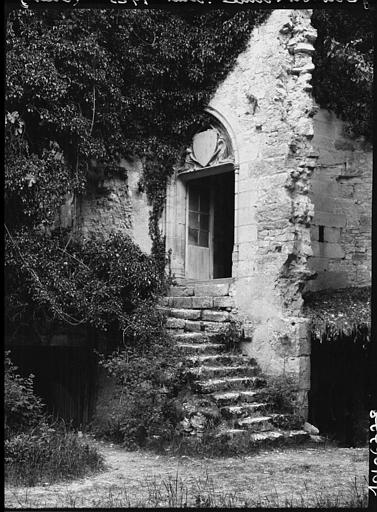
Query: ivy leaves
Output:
[[5, 230, 162, 334], [311, 9, 373, 141], [5, 8, 372, 337], [5, 8, 373, 235], [6, 8, 268, 232]]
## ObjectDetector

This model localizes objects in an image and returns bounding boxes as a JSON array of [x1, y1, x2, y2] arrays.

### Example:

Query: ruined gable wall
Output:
[[305, 109, 372, 293], [209, 9, 318, 417], [72, 158, 152, 254]]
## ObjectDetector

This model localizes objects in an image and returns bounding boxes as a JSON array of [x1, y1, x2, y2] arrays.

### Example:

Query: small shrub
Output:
[[91, 303, 190, 448], [4, 351, 44, 438], [5, 230, 163, 339], [213, 320, 243, 353], [262, 374, 299, 415], [5, 420, 104, 486], [270, 413, 303, 430], [261, 375, 304, 429], [4, 353, 104, 487]]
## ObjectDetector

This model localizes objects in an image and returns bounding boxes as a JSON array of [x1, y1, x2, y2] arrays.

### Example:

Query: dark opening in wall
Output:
[[318, 225, 325, 242], [309, 331, 370, 447], [8, 346, 99, 428]]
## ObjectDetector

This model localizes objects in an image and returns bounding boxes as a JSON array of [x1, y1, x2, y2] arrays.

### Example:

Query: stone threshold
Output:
[[175, 277, 234, 285]]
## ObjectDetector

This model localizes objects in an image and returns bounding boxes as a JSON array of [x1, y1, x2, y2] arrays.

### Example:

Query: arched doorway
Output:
[[164, 116, 237, 282]]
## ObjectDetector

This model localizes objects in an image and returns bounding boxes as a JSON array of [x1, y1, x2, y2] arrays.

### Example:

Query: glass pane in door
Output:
[[188, 183, 210, 248]]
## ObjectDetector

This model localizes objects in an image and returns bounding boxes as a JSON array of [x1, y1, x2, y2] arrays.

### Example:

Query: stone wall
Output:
[[62, 158, 152, 254], [304, 109, 372, 293], [208, 9, 318, 417]]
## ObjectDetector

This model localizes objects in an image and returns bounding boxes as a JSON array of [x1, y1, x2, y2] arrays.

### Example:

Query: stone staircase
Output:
[[160, 279, 309, 449]]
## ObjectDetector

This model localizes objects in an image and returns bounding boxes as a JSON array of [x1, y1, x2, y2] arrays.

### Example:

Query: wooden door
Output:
[[186, 180, 212, 280]]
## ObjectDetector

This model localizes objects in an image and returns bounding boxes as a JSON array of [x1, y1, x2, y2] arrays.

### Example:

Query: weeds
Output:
[[213, 320, 243, 353], [5, 420, 104, 487], [5, 352, 105, 487], [6, 472, 368, 508]]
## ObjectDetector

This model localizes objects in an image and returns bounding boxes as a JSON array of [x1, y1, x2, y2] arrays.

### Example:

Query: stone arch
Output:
[[163, 110, 239, 281], [205, 105, 240, 168]]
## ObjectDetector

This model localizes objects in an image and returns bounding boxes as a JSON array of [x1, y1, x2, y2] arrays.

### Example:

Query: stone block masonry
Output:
[[66, 157, 152, 253], [207, 9, 319, 418], [305, 109, 372, 292]]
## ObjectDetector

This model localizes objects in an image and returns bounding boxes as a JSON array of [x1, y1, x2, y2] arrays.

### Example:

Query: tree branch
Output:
[[89, 84, 96, 136]]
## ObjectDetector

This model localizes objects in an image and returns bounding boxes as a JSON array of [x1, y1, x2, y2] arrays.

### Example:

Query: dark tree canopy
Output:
[[311, 9, 373, 141]]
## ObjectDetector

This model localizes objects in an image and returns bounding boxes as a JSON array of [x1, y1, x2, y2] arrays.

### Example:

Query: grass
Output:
[[7, 472, 368, 508], [5, 440, 368, 509], [5, 422, 105, 487]]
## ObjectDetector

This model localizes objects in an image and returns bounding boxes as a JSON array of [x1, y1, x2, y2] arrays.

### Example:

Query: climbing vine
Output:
[[4, 7, 373, 335], [5, 8, 269, 333], [5, 8, 269, 230], [311, 9, 374, 141]]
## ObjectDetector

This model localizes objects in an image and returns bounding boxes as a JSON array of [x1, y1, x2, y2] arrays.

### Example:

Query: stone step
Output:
[[216, 429, 309, 447], [235, 415, 273, 431], [168, 320, 229, 334], [187, 354, 254, 367], [166, 317, 187, 330], [220, 403, 268, 419], [212, 390, 265, 406], [201, 310, 231, 322], [163, 296, 234, 310], [194, 376, 265, 394], [164, 308, 202, 320], [181, 320, 202, 333], [161, 307, 233, 321], [193, 282, 231, 297], [189, 365, 259, 379], [198, 321, 227, 334], [177, 343, 224, 355], [166, 308, 231, 322], [167, 318, 218, 331], [161, 295, 235, 310], [168, 286, 195, 297], [173, 332, 213, 344], [196, 321, 228, 333]]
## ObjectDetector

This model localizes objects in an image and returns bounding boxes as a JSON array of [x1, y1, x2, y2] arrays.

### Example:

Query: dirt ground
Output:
[[5, 441, 368, 508]]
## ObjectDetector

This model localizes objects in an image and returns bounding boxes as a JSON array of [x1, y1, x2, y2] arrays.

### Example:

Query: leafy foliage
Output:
[[5, 8, 268, 334], [5, 9, 373, 336], [5, 421, 104, 486], [4, 352, 44, 438], [92, 306, 189, 448], [312, 9, 374, 141], [303, 286, 371, 340], [213, 320, 243, 353], [262, 375, 300, 416], [5, 229, 161, 336], [5, 352, 104, 486], [5, 8, 268, 231]]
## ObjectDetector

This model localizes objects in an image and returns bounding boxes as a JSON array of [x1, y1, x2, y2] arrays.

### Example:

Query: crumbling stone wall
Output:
[[209, 9, 318, 417], [305, 108, 372, 292], [61, 158, 152, 254]]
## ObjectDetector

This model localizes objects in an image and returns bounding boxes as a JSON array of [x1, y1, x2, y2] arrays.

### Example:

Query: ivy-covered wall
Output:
[[60, 158, 152, 254]]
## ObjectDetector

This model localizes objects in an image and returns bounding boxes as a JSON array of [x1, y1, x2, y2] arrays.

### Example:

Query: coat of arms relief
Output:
[[180, 125, 234, 173]]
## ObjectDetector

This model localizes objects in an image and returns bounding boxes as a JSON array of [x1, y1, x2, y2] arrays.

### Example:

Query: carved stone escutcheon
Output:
[[180, 123, 234, 173]]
